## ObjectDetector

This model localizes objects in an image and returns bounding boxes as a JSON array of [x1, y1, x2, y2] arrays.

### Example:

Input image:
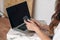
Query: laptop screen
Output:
[[6, 1, 30, 28]]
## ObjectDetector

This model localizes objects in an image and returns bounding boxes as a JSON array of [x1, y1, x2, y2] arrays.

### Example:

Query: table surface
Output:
[[0, 18, 11, 40]]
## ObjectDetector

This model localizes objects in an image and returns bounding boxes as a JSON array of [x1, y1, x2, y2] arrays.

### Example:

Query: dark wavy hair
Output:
[[49, 0, 60, 35], [52, 0, 60, 20]]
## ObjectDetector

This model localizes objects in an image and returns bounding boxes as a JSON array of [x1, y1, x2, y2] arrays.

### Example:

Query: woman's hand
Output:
[[31, 19, 50, 31], [24, 18, 49, 32], [24, 19, 40, 32], [24, 19, 51, 40]]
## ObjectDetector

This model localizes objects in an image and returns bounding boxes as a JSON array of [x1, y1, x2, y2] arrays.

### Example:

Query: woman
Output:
[[24, 13, 60, 40], [24, 18, 52, 40], [24, 0, 60, 40]]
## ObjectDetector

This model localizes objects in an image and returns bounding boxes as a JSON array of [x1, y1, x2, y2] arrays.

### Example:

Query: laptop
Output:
[[6, 1, 33, 35]]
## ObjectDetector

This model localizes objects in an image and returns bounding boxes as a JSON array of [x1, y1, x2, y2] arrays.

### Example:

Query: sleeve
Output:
[[53, 23, 60, 40]]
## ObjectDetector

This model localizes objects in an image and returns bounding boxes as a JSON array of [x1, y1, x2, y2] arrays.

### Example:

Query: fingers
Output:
[[31, 18, 40, 25], [24, 18, 34, 23], [24, 20, 30, 25], [31, 18, 38, 23], [30, 18, 35, 22]]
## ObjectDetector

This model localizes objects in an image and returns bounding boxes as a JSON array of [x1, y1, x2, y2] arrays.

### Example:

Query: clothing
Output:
[[53, 23, 60, 40]]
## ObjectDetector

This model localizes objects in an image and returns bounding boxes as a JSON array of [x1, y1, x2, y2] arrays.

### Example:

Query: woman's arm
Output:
[[35, 27, 51, 40], [24, 19, 51, 40]]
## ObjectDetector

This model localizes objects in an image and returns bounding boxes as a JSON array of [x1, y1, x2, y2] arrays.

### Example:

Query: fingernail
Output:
[[27, 19, 30, 21]]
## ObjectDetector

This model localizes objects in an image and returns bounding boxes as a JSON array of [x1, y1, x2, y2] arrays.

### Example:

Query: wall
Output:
[[0, 0, 4, 12], [34, 0, 56, 25]]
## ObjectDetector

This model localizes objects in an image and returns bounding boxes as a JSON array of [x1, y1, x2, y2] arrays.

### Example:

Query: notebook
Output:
[[6, 1, 31, 31]]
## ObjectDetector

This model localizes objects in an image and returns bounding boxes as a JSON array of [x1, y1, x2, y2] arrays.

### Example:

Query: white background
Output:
[[0, 0, 4, 12], [34, 0, 56, 25]]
